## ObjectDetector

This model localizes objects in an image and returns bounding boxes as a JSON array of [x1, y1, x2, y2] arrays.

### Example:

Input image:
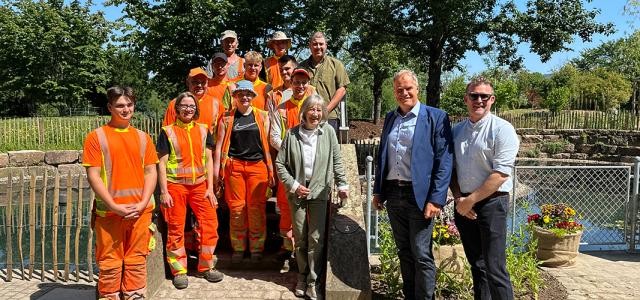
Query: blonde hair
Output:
[[244, 51, 263, 64], [393, 69, 419, 89], [299, 94, 329, 124]]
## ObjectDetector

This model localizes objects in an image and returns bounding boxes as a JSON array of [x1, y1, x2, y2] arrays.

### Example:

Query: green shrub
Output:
[[539, 139, 568, 155], [508, 224, 542, 298], [378, 214, 403, 299]]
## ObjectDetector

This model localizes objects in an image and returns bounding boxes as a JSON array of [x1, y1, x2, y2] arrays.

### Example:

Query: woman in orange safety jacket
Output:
[[157, 92, 224, 289], [213, 80, 274, 264]]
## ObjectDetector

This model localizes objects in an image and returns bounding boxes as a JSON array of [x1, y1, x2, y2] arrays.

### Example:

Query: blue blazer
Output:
[[373, 104, 453, 210]]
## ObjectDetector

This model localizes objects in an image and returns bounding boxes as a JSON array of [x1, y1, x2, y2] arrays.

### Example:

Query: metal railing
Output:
[[364, 156, 639, 254]]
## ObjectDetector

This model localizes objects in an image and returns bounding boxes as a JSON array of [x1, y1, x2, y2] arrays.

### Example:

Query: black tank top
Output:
[[229, 110, 264, 161]]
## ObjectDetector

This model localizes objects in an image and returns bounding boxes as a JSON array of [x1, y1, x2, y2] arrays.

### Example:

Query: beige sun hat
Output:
[[267, 31, 292, 49], [220, 30, 237, 41]]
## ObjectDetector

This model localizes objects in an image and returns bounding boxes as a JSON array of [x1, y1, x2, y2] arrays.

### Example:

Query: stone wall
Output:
[[0, 149, 165, 298], [517, 129, 640, 163]]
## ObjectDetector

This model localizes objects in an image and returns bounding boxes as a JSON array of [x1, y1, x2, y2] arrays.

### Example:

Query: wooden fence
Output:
[[353, 139, 380, 176], [0, 115, 163, 151], [493, 110, 640, 130], [1, 169, 95, 282], [1, 110, 639, 151]]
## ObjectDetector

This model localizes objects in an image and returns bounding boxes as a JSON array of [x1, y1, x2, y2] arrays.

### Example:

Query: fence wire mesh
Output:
[[367, 165, 634, 254], [513, 166, 631, 250]]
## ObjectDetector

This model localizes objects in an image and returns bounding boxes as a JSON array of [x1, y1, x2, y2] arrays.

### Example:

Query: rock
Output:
[[551, 153, 571, 159], [8, 150, 45, 167], [521, 135, 543, 143], [570, 153, 588, 160], [45, 150, 79, 165], [618, 146, 640, 157], [326, 144, 372, 299], [0, 153, 8, 167]]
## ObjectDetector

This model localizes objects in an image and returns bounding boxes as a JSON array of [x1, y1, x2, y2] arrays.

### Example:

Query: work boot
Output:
[[294, 276, 306, 297], [199, 269, 224, 283], [250, 252, 263, 263], [231, 251, 243, 264], [306, 284, 317, 300], [280, 258, 290, 273], [172, 274, 188, 289]]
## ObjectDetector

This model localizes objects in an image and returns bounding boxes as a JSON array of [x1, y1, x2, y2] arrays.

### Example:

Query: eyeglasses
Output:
[[178, 104, 197, 110], [292, 80, 309, 86], [189, 80, 207, 86], [467, 93, 492, 101]]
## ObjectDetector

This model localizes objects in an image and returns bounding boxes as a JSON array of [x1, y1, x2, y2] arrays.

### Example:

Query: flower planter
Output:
[[433, 244, 467, 275], [532, 226, 582, 267]]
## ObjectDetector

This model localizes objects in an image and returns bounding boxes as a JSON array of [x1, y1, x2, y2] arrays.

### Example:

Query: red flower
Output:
[[527, 214, 541, 223]]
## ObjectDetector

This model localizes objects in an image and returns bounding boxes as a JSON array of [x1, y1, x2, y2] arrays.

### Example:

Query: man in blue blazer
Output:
[[373, 69, 453, 300]]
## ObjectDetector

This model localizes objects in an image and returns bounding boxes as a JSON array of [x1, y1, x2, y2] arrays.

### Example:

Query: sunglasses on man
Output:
[[467, 93, 492, 101]]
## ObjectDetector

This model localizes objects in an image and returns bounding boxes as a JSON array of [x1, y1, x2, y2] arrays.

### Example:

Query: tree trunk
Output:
[[372, 71, 384, 124], [426, 47, 443, 108]]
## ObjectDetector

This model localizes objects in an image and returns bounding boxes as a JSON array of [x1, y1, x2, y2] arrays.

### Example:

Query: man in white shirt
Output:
[[450, 76, 519, 300]]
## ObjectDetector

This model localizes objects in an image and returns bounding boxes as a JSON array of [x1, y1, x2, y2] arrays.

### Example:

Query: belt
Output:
[[461, 191, 509, 199], [384, 179, 412, 187]]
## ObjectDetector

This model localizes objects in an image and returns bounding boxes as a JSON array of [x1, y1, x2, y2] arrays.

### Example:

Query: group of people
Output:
[[82, 28, 519, 300], [373, 71, 520, 300], [83, 30, 350, 300]]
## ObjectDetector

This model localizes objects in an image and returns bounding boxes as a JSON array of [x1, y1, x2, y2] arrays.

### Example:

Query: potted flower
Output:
[[432, 217, 466, 275], [527, 203, 584, 267]]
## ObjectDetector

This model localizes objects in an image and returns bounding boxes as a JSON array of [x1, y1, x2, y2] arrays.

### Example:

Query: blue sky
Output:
[[460, 0, 639, 75], [93, 0, 638, 75]]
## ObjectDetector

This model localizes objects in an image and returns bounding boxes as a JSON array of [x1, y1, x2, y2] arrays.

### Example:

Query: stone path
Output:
[[0, 267, 299, 300], [2, 251, 640, 299], [542, 251, 640, 300]]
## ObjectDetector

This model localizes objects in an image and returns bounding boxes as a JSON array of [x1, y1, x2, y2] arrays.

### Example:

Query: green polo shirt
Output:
[[300, 56, 350, 119]]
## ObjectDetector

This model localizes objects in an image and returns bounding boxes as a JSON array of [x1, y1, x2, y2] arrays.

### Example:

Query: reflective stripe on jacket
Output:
[[163, 121, 208, 185], [94, 127, 148, 217]]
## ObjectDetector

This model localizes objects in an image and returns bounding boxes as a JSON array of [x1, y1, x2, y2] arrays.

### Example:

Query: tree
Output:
[[108, 0, 233, 95], [516, 71, 551, 109], [544, 86, 570, 112], [439, 75, 468, 116], [0, 0, 112, 116], [573, 31, 640, 113], [378, 0, 613, 107], [298, 0, 423, 123]]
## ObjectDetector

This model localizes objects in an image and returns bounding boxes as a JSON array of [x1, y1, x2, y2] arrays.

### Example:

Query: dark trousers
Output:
[[384, 185, 436, 300], [455, 194, 514, 300]]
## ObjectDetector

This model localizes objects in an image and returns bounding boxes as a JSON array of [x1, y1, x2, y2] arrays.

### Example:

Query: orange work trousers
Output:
[[276, 180, 294, 251], [95, 208, 152, 300], [162, 181, 219, 275], [224, 158, 269, 253]]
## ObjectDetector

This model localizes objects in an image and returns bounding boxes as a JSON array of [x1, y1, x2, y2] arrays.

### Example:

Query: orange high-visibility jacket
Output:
[[248, 78, 271, 112], [264, 56, 283, 89], [226, 57, 245, 82], [163, 94, 222, 135], [82, 125, 159, 217], [162, 121, 209, 185], [218, 108, 273, 184]]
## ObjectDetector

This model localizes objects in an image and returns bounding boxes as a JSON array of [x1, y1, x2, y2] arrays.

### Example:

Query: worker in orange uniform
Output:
[[241, 51, 272, 111], [220, 30, 244, 83], [213, 80, 274, 264], [269, 68, 316, 270], [163, 68, 223, 257], [206, 52, 235, 111], [157, 92, 224, 289], [83, 86, 158, 300], [163, 67, 223, 134], [264, 31, 291, 89]]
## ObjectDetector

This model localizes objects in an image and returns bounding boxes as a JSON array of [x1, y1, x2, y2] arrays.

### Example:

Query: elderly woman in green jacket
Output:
[[275, 94, 349, 300]]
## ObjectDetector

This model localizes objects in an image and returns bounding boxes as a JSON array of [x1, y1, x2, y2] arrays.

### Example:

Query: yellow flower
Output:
[[443, 233, 450, 239], [432, 231, 437, 238], [543, 215, 550, 223]]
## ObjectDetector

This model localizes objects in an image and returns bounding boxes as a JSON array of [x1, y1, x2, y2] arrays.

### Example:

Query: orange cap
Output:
[[188, 67, 209, 79]]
